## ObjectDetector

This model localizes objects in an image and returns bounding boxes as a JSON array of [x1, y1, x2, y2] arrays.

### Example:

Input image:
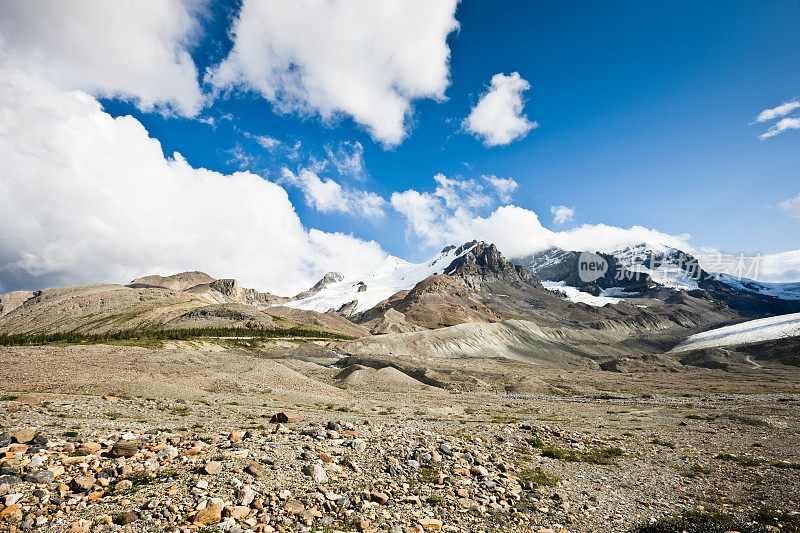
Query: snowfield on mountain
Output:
[[671, 312, 800, 352]]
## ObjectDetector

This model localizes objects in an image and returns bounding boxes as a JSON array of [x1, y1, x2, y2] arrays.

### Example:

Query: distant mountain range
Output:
[[2, 239, 800, 371]]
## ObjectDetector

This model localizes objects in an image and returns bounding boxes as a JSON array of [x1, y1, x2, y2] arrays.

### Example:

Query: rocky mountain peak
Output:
[[294, 272, 344, 300], [444, 241, 536, 289]]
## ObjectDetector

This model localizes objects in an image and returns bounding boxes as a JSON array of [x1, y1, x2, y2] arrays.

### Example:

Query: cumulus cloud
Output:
[[0, 65, 387, 295], [754, 100, 800, 123], [390, 174, 519, 245], [760, 117, 800, 139], [550, 205, 575, 225], [206, 0, 460, 146], [279, 168, 386, 218], [391, 177, 692, 258], [0, 0, 204, 116], [779, 193, 800, 218], [463, 72, 538, 147]]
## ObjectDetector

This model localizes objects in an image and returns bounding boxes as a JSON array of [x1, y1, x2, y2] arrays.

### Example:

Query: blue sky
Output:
[[1, 0, 799, 293], [101, 0, 800, 259]]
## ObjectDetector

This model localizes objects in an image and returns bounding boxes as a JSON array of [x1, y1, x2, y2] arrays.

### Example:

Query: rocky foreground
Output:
[[0, 392, 799, 533]]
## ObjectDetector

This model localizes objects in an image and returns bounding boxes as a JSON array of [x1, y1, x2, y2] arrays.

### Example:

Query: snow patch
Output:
[[541, 281, 622, 307], [285, 244, 477, 314], [670, 312, 800, 353]]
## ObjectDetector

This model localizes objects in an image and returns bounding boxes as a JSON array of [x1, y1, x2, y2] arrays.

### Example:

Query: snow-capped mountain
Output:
[[285, 243, 478, 315], [514, 243, 800, 302]]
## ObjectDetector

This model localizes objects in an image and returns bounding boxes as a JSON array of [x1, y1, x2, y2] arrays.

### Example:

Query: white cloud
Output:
[[0, 65, 387, 295], [779, 193, 800, 218], [390, 174, 519, 245], [550, 205, 575, 225], [0, 0, 204, 116], [463, 72, 538, 147], [754, 100, 800, 123], [391, 177, 692, 259], [206, 0, 460, 146], [280, 168, 385, 218], [760, 116, 800, 139], [325, 141, 366, 179], [483, 175, 518, 202]]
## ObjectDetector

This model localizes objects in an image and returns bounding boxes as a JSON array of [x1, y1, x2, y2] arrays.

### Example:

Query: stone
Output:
[[438, 444, 452, 456], [157, 445, 179, 461], [245, 462, 268, 478], [115, 479, 133, 491], [237, 486, 256, 506], [370, 490, 389, 504], [319, 452, 334, 463], [303, 463, 328, 483], [225, 506, 250, 520], [11, 428, 38, 444], [270, 412, 303, 424], [352, 439, 367, 453], [194, 502, 223, 526], [229, 430, 245, 443], [201, 461, 222, 475], [15, 396, 42, 406], [419, 518, 443, 531], [110, 440, 139, 458], [471, 465, 489, 478], [0, 504, 22, 522], [65, 519, 92, 533], [114, 512, 138, 525], [24, 470, 55, 484], [285, 499, 305, 515], [70, 475, 95, 492]]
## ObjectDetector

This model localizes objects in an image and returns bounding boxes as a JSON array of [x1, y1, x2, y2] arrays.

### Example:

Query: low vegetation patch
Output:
[[518, 467, 560, 487], [681, 464, 713, 478], [630, 508, 800, 533], [540, 445, 624, 465], [0, 326, 353, 346], [650, 438, 676, 449], [108, 470, 179, 495], [714, 453, 765, 467]]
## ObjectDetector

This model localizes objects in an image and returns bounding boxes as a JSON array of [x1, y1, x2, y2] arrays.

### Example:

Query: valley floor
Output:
[[0, 344, 799, 532]]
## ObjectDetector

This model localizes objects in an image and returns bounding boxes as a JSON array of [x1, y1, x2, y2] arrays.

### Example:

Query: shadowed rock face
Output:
[[293, 272, 344, 300], [445, 241, 537, 289]]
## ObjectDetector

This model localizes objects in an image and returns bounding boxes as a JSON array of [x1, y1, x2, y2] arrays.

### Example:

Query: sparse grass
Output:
[[169, 406, 191, 416], [630, 507, 800, 533], [681, 464, 713, 478], [772, 461, 800, 469], [108, 470, 179, 495], [651, 438, 676, 449], [714, 453, 764, 467], [0, 325, 354, 347], [0, 394, 19, 401], [518, 467, 560, 487], [416, 466, 438, 485], [541, 446, 624, 465], [686, 414, 717, 421], [104, 412, 123, 421], [427, 492, 446, 506]]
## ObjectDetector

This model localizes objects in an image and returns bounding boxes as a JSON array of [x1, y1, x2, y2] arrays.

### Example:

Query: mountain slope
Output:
[[284, 243, 478, 315], [0, 274, 365, 338]]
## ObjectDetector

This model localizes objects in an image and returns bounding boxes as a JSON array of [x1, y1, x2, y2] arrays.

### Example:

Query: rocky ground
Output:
[[0, 377, 798, 533]]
